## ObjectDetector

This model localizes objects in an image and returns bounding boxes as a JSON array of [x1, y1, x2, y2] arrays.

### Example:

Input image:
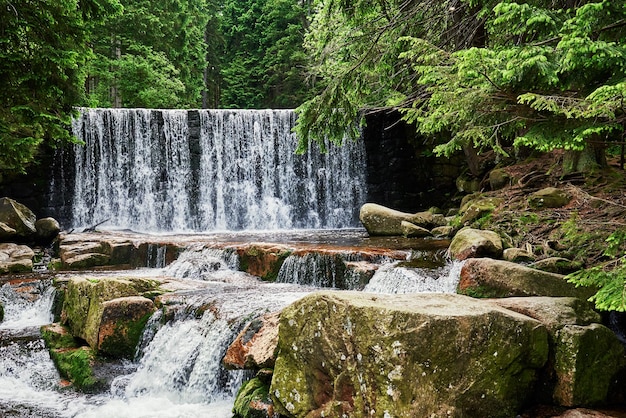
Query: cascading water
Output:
[[57, 108, 367, 232]]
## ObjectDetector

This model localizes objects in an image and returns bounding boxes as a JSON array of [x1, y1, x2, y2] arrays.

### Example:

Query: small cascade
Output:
[[146, 244, 168, 268], [0, 280, 55, 330], [276, 251, 400, 290], [162, 246, 240, 280], [57, 108, 367, 232], [363, 260, 465, 294], [77, 310, 247, 418], [277, 253, 345, 288]]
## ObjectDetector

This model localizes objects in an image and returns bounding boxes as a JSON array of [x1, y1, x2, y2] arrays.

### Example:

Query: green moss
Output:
[[99, 310, 153, 358], [458, 284, 505, 299], [233, 377, 272, 418], [41, 324, 79, 350], [263, 250, 291, 282], [49, 347, 102, 392]]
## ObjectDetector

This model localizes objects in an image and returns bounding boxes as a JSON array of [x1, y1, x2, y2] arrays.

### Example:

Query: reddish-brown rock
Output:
[[223, 311, 280, 370]]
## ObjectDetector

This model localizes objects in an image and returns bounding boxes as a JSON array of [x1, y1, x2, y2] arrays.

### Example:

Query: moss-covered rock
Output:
[[449, 227, 503, 260], [530, 257, 583, 275], [0, 197, 36, 238], [271, 291, 548, 418], [529, 187, 572, 209], [458, 258, 594, 299], [233, 377, 275, 418], [459, 197, 503, 225], [41, 323, 102, 391], [61, 277, 160, 357], [554, 324, 625, 407], [97, 296, 155, 358], [400, 220, 432, 238]]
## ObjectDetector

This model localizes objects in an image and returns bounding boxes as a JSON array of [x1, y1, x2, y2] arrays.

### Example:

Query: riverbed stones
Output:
[[458, 258, 592, 299], [359, 203, 435, 236], [0, 197, 36, 238], [0, 242, 34, 273], [271, 291, 548, 418], [449, 227, 503, 260]]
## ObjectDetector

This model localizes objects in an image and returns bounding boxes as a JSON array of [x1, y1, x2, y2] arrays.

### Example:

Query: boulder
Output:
[[554, 324, 625, 406], [61, 276, 161, 357], [0, 242, 34, 273], [359, 203, 435, 236], [237, 244, 292, 281], [400, 220, 432, 238], [35, 217, 61, 243], [97, 296, 156, 358], [0, 222, 17, 240], [432, 225, 455, 238], [503, 247, 536, 262], [0, 197, 36, 238], [271, 291, 548, 418], [459, 197, 503, 225], [449, 228, 503, 260], [224, 311, 281, 370], [491, 298, 623, 406], [529, 187, 572, 209], [489, 168, 511, 190], [458, 258, 593, 299]]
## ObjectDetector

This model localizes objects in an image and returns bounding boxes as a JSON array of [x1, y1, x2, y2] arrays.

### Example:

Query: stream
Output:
[[0, 232, 462, 417]]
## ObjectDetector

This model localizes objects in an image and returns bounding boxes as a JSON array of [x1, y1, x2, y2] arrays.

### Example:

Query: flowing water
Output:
[[0, 242, 462, 417], [17, 107, 465, 416], [53, 108, 367, 232]]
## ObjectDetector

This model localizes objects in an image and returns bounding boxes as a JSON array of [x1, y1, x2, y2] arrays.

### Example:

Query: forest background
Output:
[[1, 0, 625, 310]]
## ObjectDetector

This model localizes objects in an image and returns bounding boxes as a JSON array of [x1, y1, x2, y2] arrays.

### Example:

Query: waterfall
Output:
[[363, 260, 465, 294], [59, 108, 367, 232]]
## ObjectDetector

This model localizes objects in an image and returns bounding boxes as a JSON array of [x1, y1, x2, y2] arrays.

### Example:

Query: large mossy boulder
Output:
[[458, 258, 594, 299], [0, 197, 36, 238], [359, 203, 435, 236], [61, 277, 160, 357], [0, 242, 34, 273], [449, 227, 503, 260], [271, 291, 548, 418], [490, 297, 625, 406]]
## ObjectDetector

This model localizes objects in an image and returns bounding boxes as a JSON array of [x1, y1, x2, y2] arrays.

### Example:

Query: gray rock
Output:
[[35, 217, 61, 242], [359, 203, 435, 236], [449, 227, 503, 260], [503, 247, 536, 262], [0, 197, 36, 238], [531, 257, 583, 275], [401, 220, 432, 238]]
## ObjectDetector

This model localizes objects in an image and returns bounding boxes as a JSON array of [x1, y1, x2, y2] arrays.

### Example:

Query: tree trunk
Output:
[[563, 143, 607, 175]]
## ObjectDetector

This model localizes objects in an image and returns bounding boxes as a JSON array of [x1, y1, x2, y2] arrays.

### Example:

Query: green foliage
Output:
[[86, 0, 213, 108], [219, 0, 311, 108], [567, 229, 626, 312], [296, 0, 626, 159], [0, 0, 120, 174]]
